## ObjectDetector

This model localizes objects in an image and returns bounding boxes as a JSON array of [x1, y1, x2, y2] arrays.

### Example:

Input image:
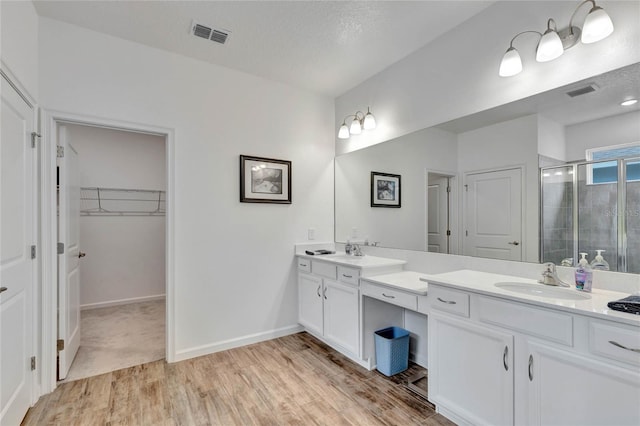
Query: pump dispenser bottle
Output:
[[575, 253, 593, 292], [591, 250, 610, 271]]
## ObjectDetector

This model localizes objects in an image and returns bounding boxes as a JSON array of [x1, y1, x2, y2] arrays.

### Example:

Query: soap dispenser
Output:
[[575, 253, 593, 292], [591, 250, 610, 271]]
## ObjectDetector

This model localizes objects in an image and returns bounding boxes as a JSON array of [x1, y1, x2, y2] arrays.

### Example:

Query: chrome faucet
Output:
[[539, 262, 570, 287], [352, 243, 364, 256]]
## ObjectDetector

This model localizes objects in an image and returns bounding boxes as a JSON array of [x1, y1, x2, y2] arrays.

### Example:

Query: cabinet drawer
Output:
[[477, 296, 573, 346], [429, 286, 470, 317], [312, 260, 337, 280], [361, 281, 417, 310], [297, 258, 311, 273], [338, 266, 359, 286], [590, 320, 640, 367]]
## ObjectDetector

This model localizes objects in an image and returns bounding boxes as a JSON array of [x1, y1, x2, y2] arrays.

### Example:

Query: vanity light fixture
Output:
[[338, 107, 376, 139], [621, 99, 638, 107], [499, 0, 614, 77]]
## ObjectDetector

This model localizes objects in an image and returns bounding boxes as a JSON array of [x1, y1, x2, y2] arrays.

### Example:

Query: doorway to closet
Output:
[[57, 123, 167, 382]]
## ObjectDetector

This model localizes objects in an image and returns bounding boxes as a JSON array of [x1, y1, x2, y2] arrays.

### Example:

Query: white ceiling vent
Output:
[[191, 20, 230, 45], [566, 84, 599, 98]]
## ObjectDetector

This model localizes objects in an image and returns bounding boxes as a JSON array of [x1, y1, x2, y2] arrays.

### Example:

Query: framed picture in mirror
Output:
[[371, 171, 401, 208], [240, 155, 291, 204]]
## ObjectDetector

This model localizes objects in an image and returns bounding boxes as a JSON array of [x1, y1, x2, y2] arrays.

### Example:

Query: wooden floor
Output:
[[22, 332, 454, 426]]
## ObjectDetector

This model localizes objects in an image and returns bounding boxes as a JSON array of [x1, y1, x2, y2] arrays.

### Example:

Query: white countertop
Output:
[[422, 269, 640, 327], [360, 271, 428, 295], [297, 252, 406, 269]]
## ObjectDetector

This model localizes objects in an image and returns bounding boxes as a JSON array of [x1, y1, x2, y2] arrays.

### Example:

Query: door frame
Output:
[[39, 110, 175, 394], [425, 169, 459, 255], [461, 164, 526, 260]]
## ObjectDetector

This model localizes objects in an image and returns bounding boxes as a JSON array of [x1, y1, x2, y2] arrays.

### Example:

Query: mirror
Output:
[[335, 62, 640, 267]]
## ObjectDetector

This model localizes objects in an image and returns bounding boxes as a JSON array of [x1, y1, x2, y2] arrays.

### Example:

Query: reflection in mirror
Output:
[[335, 62, 640, 267]]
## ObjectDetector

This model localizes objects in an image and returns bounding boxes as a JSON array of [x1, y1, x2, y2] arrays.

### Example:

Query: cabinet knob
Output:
[[78, 251, 86, 258], [0, 286, 7, 294], [508, 241, 520, 246], [528, 354, 534, 381], [609, 340, 640, 353], [437, 297, 456, 305], [316, 285, 321, 298]]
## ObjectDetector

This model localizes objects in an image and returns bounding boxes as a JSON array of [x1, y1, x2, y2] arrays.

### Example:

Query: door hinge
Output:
[[31, 245, 36, 259], [465, 230, 468, 237], [31, 132, 41, 148], [57, 339, 65, 352], [31, 356, 36, 371], [446, 186, 451, 193], [57, 146, 64, 158], [446, 230, 451, 236], [57, 242, 65, 254]]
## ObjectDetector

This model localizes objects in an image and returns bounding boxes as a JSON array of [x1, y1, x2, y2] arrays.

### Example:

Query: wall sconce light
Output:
[[338, 107, 376, 139], [499, 0, 614, 77]]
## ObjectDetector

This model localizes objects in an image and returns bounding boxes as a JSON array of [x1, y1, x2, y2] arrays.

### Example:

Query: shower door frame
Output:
[[539, 157, 639, 273]]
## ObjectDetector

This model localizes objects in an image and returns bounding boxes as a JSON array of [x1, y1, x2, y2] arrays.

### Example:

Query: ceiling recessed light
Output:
[[621, 99, 638, 106]]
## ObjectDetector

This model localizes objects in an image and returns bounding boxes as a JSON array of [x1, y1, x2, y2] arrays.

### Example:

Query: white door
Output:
[[464, 168, 522, 260], [429, 312, 514, 426], [526, 341, 640, 426], [298, 273, 323, 336], [323, 280, 359, 356], [57, 125, 81, 380], [427, 175, 450, 253], [0, 75, 35, 424]]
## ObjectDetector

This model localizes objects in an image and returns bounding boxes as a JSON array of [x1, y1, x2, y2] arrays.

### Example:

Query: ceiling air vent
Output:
[[191, 21, 230, 45], [566, 84, 599, 98]]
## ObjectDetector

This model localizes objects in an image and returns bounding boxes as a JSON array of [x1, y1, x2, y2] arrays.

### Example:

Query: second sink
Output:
[[494, 282, 592, 300]]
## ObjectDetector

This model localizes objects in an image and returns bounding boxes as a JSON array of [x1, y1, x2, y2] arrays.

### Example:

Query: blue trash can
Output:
[[374, 326, 410, 376]]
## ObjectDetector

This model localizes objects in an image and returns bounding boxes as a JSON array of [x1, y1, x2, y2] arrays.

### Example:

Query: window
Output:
[[585, 142, 640, 184]]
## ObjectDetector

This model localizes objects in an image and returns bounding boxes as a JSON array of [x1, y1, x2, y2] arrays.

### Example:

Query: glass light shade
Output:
[[581, 6, 613, 44], [349, 119, 362, 135], [499, 47, 522, 77], [536, 29, 564, 62], [363, 112, 376, 130], [338, 123, 350, 139]]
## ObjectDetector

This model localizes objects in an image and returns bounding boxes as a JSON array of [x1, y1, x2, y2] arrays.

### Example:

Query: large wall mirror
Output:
[[335, 62, 640, 272]]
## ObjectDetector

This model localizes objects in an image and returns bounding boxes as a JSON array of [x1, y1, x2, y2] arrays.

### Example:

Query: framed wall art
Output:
[[371, 171, 401, 208], [240, 155, 292, 204]]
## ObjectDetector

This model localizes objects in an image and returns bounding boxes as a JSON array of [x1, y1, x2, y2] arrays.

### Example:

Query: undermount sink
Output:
[[494, 282, 592, 300]]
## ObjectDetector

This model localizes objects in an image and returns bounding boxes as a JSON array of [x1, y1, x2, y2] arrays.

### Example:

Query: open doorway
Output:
[[427, 172, 457, 254], [56, 123, 167, 382]]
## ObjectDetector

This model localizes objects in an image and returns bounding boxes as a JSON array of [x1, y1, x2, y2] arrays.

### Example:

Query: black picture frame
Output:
[[371, 171, 401, 208], [240, 155, 292, 204]]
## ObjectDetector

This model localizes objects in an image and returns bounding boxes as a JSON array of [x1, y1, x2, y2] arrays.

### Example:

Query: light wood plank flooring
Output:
[[22, 332, 454, 425]]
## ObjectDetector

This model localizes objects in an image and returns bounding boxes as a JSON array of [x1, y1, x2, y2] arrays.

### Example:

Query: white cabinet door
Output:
[[526, 341, 640, 426], [429, 312, 514, 426], [298, 273, 323, 336], [324, 280, 359, 356]]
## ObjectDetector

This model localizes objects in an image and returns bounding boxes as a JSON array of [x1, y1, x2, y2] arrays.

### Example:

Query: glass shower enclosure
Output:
[[540, 157, 639, 273]]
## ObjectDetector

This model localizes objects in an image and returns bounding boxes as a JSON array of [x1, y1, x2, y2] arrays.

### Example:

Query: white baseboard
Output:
[[80, 294, 166, 310], [173, 324, 304, 362]]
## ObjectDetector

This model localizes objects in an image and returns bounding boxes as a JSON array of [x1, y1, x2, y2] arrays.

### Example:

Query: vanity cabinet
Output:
[[428, 283, 640, 426], [429, 312, 514, 426], [297, 259, 360, 358], [525, 340, 640, 426]]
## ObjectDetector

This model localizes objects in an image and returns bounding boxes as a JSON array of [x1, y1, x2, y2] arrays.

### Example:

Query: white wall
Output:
[[336, 1, 640, 155], [39, 18, 335, 360], [538, 115, 566, 162], [565, 110, 640, 161], [335, 126, 457, 251], [65, 124, 166, 308], [458, 114, 539, 262], [0, 1, 39, 98]]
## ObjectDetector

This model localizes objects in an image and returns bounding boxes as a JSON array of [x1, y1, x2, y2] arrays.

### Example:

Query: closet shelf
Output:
[[81, 187, 165, 216]]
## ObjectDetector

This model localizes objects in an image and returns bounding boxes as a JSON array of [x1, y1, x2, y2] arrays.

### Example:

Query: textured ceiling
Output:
[[436, 62, 640, 133], [32, 0, 494, 97]]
